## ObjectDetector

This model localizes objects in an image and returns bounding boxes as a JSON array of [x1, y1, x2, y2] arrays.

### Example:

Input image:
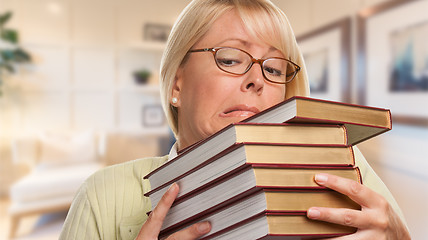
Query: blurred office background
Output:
[[0, 0, 427, 239]]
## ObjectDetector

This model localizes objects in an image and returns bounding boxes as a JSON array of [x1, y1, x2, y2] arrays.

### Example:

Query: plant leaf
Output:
[[0, 62, 15, 73], [1, 50, 12, 61], [0, 12, 12, 26], [13, 48, 31, 62], [1, 49, 14, 61], [1, 29, 18, 43]]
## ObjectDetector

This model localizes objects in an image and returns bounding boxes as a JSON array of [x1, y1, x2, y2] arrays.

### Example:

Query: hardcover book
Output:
[[202, 212, 356, 240], [160, 189, 359, 239], [157, 165, 361, 232], [145, 97, 391, 190], [244, 96, 391, 145], [146, 123, 352, 190], [146, 143, 356, 208], [143, 97, 391, 240]]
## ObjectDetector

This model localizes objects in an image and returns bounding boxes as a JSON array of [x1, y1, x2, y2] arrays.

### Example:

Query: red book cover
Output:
[[155, 166, 361, 234], [144, 122, 347, 180], [160, 188, 359, 239], [243, 96, 392, 145], [199, 211, 357, 240], [244, 96, 392, 128], [144, 142, 356, 198], [144, 97, 390, 190]]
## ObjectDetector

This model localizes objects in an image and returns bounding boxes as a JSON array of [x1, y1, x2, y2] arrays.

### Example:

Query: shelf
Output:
[[118, 85, 161, 94], [21, 41, 167, 52], [115, 126, 170, 136], [128, 41, 166, 52]]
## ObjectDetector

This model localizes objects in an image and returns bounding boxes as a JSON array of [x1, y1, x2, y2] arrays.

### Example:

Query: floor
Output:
[[0, 198, 65, 240]]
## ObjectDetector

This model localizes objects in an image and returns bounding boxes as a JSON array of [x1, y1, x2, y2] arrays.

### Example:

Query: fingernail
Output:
[[198, 222, 210, 233], [307, 208, 321, 219], [167, 183, 177, 193], [315, 173, 328, 184]]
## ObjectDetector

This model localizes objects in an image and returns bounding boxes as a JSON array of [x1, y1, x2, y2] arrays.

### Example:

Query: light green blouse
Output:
[[59, 147, 406, 240]]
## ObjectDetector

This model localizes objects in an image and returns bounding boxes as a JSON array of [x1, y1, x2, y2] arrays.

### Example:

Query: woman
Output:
[[60, 0, 410, 239]]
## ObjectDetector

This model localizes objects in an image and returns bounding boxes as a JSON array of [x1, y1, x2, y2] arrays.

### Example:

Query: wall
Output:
[[0, 0, 192, 196], [272, 1, 428, 239], [0, 0, 427, 239]]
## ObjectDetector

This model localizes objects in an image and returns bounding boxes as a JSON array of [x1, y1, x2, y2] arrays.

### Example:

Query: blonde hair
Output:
[[160, 0, 310, 136]]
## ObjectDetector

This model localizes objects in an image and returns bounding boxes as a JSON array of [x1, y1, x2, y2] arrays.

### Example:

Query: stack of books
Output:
[[144, 96, 392, 239]]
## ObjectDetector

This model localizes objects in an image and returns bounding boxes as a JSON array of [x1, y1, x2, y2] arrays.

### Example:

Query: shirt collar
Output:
[[168, 142, 178, 161]]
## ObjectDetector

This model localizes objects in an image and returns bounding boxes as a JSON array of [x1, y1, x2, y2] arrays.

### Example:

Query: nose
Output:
[[240, 62, 264, 95]]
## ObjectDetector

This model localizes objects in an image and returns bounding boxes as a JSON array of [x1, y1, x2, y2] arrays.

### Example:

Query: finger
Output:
[[317, 231, 368, 240], [307, 207, 371, 229], [165, 221, 211, 240], [139, 183, 179, 239], [314, 173, 384, 208]]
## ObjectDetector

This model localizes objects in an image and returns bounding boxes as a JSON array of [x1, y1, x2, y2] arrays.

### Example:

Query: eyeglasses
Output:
[[187, 47, 300, 84]]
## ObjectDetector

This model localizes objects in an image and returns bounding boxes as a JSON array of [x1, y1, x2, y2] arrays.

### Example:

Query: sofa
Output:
[[9, 130, 169, 238]]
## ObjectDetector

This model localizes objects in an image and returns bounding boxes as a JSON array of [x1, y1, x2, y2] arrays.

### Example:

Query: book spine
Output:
[[161, 164, 251, 205], [249, 163, 354, 169], [143, 124, 236, 179], [355, 166, 363, 185], [144, 143, 244, 197], [160, 186, 262, 235], [290, 116, 391, 129], [350, 146, 356, 165], [196, 211, 267, 240], [145, 143, 354, 197]]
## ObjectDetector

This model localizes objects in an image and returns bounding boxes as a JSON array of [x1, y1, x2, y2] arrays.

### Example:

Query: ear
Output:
[[171, 66, 184, 107]]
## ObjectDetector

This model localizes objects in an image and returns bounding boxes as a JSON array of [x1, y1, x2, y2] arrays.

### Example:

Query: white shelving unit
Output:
[[118, 84, 161, 94], [128, 41, 166, 52]]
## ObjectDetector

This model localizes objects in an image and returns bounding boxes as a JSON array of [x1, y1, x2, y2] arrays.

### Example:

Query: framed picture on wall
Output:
[[358, 0, 428, 126], [297, 17, 352, 103], [142, 104, 165, 127], [144, 23, 172, 43]]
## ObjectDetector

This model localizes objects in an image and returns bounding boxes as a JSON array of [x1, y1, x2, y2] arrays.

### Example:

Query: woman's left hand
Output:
[[307, 173, 411, 240]]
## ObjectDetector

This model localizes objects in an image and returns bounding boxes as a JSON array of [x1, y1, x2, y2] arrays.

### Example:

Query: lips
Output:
[[220, 105, 260, 118]]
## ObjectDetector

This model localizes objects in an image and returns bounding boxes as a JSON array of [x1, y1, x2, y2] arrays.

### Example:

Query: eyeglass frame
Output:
[[187, 47, 301, 84]]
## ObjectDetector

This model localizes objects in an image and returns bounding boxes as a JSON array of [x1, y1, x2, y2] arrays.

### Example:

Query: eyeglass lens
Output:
[[214, 48, 298, 83]]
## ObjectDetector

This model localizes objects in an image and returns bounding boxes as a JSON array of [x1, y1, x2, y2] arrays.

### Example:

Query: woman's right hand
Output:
[[136, 183, 211, 240]]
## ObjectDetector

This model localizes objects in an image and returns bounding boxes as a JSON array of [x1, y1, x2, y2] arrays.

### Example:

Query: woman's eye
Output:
[[264, 67, 283, 76], [217, 58, 241, 67]]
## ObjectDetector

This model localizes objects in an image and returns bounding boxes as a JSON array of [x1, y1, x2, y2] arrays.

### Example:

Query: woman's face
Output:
[[173, 10, 286, 149]]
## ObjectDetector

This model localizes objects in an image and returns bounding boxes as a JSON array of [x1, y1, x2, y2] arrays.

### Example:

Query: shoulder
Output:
[[81, 156, 168, 233], [94, 155, 168, 178], [62, 156, 168, 239], [84, 155, 169, 194]]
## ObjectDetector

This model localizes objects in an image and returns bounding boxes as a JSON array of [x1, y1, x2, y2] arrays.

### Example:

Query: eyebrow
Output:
[[216, 38, 249, 46], [215, 38, 278, 52]]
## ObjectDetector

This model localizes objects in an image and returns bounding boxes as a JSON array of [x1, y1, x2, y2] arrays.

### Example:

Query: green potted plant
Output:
[[133, 69, 151, 85], [0, 11, 31, 96]]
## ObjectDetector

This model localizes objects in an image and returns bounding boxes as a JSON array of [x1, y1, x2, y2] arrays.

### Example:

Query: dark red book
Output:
[[145, 97, 390, 191], [144, 97, 389, 239], [145, 142, 356, 209], [155, 164, 361, 233], [159, 188, 359, 239], [244, 96, 392, 145], [201, 211, 357, 240], [145, 123, 353, 191]]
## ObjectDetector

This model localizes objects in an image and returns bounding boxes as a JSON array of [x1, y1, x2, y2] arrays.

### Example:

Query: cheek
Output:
[[182, 67, 234, 106], [265, 84, 286, 105]]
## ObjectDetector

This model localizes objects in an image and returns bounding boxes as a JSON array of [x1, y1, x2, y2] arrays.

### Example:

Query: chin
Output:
[[200, 117, 248, 140], [217, 117, 245, 129]]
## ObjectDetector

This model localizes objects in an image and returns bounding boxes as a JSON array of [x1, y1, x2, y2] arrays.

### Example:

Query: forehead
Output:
[[195, 10, 265, 48]]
